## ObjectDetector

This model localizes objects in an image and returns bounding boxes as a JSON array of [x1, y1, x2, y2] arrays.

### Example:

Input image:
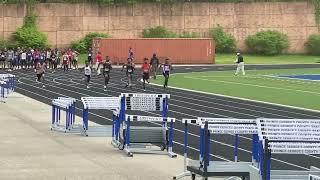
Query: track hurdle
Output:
[[257, 118, 320, 180], [81, 97, 120, 137], [116, 93, 177, 157], [0, 74, 15, 102], [310, 175, 320, 180], [51, 97, 77, 133], [120, 115, 176, 157], [174, 118, 261, 180]]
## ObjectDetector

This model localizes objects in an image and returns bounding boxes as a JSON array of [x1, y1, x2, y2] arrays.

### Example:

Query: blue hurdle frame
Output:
[[116, 93, 175, 157], [51, 99, 76, 132]]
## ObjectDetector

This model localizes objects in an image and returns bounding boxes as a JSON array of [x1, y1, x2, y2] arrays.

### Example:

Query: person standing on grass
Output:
[[235, 52, 245, 76], [150, 53, 159, 79], [122, 58, 135, 88], [102, 56, 112, 91], [84, 63, 91, 89], [95, 51, 103, 75], [62, 52, 69, 72], [141, 57, 151, 91], [161, 58, 173, 90], [36, 62, 46, 88]]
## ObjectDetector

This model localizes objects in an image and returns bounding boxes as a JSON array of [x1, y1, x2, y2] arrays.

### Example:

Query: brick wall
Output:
[[0, 2, 317, 53]]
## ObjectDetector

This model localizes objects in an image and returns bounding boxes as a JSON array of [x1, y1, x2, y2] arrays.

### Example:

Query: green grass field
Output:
[[153, 68, 320, 111], [215, 54, 320, 64]]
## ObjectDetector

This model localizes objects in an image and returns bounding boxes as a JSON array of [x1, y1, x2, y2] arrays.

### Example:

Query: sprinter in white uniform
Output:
[[84, 63, 92, 89]]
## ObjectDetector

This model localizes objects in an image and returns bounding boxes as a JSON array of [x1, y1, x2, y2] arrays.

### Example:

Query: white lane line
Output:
[[64, 70, 320, 118], [16, 76, 310, 170]]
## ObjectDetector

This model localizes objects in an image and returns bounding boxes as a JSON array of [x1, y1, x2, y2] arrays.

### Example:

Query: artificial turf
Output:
[[153, 68, 320, 111]]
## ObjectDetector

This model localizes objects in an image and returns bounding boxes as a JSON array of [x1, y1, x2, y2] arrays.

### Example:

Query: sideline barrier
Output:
[[51, 97, 77, 133], [174, 118, 260, 180], [117, 93, 177, 157], [0, 74, 15, 102], [257, 118, 320, 180], [81, 97, 120, 137]]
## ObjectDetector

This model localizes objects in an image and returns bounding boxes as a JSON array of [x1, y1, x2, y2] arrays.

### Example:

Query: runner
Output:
[[102, 56, 112, 91], [141, 57, 151, 91], [150, 53, 159, 79], [36, 62, 46, 88], [122, 58, 135, 88], [84, 63, 91, 89], [95, 51, 103, 75], [161, 58, 173, 90], [62, 52, 69, 72]]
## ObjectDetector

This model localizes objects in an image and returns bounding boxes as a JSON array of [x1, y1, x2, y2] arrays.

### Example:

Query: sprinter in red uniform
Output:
[[141, 58, 150, 91]]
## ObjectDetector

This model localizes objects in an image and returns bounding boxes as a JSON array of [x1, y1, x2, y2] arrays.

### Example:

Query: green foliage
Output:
[[210, 26, 236, 53], [312, 0, 320, 24], [13, 13, 49, 49], [245, 30, 289, 55], [14, 26, 49, 49], [305, 34, 320, 55], [71, 32, 111, 53], [142, 26, 177, 38], [179, 31, 199, 38]]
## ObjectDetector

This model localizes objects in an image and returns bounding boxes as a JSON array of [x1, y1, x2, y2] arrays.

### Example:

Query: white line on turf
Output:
[[185, 76, 320, 96]]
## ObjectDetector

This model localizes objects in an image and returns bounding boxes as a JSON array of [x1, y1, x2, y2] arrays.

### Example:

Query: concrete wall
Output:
[[0, 2, 318, 53]]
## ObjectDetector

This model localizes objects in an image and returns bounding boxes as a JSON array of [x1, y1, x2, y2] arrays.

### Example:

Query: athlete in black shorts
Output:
[[161, 58, 172, 89], [122, 58, 135, 88], [102, 56, 112, 91]]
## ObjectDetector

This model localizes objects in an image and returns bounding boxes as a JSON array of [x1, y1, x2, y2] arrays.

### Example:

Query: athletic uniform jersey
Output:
[[162, 63, 171, 74], [142, 63, 150, 73], [103, 62, 112, 74], [27, 51, 32, 60], [236, 55, 244, 63], [36, 63, 45, 74], [0, 52, 5, 61], [125, 63, 135, 74], [21, 52, 27, 60], [51, 54, 57, 62], [63, 55, 69, 65], [84, 66, 91, 76], [96, 54, 103, 63]]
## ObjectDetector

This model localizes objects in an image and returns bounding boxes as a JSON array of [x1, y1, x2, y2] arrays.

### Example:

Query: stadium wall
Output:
[[0, 2, 317, 53]]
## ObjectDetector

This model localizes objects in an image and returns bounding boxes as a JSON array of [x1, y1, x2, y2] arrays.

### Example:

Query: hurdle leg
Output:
[[168, 121, 177, 158], [234, 134, 239, 162], [124, 119, 133, 157], [51, 105, 55, 130]]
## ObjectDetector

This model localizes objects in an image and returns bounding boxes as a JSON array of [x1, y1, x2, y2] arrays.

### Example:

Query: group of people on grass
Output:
[[84, 49, 173, 92]]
